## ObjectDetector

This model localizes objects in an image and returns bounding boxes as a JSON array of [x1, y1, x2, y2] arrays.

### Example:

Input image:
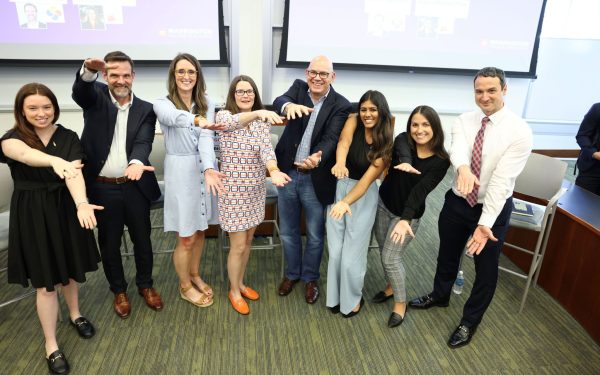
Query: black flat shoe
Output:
[[447, 324, 477, 348], [329, 305, 340, 314], [342, 298, 364, 318], [46, 350, 70, 374], [371, 291, 393, 304], [388, 303, 408, 328], [70, 316, 95, 339], [387, 312, 404, 328], [408, 293, 449, 309]]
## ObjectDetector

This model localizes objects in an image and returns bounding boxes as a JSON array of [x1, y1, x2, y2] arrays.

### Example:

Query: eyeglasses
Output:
[[306, 70, 331, 79], [235, 89, 255, 96], [175, 69, 197, 77]]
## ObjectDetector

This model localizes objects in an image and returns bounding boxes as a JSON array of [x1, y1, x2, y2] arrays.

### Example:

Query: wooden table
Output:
[[504, 183, 600, 344]]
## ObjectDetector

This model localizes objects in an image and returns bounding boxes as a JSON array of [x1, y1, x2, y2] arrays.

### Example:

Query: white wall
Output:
[[0, 0, 589, 151]]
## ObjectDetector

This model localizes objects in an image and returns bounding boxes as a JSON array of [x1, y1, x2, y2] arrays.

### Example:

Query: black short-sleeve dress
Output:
[[0, 125, 100, 291]]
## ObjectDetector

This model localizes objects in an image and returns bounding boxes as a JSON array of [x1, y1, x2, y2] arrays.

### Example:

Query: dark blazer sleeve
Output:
[[273, 79, 311, 173], [576, 103, 600, 172], [127, 99, 160, 202]]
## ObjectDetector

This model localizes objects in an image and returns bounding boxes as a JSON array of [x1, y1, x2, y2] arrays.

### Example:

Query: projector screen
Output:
[[279, 0, 547, 77], [0, 0, 227, 64]]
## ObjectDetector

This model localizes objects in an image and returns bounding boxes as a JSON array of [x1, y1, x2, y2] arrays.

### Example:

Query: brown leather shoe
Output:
[[113, 292, 131, 319], [138, 287, 163, 311], [305, 281, 319, 304], [278, 277, 299, 296]]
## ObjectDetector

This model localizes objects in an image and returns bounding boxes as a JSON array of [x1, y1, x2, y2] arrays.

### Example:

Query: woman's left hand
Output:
[[329, 201, 351, 220], [77, 203, 104, 229], [270, 170, 291, 187], [390, 220, 414, 245]]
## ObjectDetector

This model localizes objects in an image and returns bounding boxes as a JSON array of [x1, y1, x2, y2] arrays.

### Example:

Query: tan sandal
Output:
[[190, 272, 213, 296], [180, 284, 213, 308]]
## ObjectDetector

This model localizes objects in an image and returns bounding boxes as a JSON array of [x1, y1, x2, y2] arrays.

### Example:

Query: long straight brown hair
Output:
[[12, 82, 60, 150], [166, 53, 208, 116]]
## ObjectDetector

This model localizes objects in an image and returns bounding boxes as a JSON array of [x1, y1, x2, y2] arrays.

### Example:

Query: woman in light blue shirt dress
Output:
[[154, 53, 224, 308]]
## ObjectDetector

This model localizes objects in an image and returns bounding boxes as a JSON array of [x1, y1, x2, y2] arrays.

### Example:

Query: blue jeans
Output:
[[277, 170, 325, 282]]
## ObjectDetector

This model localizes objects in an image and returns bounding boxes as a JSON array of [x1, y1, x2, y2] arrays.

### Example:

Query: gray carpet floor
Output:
[[1, 162, 599, 374]]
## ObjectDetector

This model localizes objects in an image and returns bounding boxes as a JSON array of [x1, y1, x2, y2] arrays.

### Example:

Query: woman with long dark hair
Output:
[[371, 105, 450, 328], [1, 83, 102, 374], [326, 90, 394, 317]]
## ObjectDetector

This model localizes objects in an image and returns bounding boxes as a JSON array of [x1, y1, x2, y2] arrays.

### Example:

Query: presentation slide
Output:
[[281, 0, 546, 76], [0, 0, 225, 63]]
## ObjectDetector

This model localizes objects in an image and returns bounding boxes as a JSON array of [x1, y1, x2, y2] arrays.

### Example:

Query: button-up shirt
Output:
[[450, 106, 533, 227]]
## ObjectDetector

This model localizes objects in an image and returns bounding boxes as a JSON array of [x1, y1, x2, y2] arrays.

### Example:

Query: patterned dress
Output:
[[215, 110, 276, 232]]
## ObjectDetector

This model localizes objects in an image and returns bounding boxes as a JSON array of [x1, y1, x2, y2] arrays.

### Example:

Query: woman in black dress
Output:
[[0, 83, 102, 374]]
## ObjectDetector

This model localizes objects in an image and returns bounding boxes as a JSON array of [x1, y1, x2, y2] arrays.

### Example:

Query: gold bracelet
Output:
[[268, 167, 280, 173], [194, 115, 205, 127]]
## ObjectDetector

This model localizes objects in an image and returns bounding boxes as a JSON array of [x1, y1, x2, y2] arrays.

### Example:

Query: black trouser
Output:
[[90, 181, 153, 294], [576, 163, 600, 196], [432, 190, 512, 328]]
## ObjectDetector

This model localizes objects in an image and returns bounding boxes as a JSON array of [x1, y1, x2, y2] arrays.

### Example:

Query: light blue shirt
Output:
[[294, 88, 329, 163]]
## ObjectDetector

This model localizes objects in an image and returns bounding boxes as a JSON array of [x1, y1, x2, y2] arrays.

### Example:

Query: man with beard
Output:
[[72, 51, 163, 319]]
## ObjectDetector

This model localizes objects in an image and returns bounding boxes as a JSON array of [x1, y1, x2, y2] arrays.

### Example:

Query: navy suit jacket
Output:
[[576, 102, 600, 173], [273, 79, 351, 205], [72, 71, 160, 202]]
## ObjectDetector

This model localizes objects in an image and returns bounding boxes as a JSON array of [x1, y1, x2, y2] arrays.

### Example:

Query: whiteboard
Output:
[[525, 38, 600, 122]]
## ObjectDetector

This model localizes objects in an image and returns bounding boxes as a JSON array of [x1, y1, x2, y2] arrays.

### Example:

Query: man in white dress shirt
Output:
[[409, 67, 533, 348]]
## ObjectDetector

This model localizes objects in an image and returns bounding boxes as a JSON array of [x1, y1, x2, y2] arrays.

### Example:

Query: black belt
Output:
[[293, 166, 311, 174], [96, 176, 129, 184]]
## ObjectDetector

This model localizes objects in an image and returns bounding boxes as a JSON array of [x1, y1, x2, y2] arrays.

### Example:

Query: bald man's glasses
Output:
[[306, 70, 331, 79]]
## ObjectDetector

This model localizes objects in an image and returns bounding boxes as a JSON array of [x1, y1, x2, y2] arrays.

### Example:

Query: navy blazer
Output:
[[273, 79, 351, 205], [72, 71, 160, 202], [576, 102, 600, 173]]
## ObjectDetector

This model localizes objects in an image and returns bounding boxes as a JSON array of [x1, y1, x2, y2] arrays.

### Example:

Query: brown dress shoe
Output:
[[305, 281, 319, 304], [114, 292, 131, 319], [138, 287, 163, 311], [278, 277, 299, 296]]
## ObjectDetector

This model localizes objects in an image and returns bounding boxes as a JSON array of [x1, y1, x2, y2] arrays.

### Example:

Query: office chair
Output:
[[501, 152, 567, 313]]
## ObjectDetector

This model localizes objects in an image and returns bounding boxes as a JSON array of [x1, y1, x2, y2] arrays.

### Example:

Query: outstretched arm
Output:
[[1, 138, 82, 179], [331, 114, 357, 179]]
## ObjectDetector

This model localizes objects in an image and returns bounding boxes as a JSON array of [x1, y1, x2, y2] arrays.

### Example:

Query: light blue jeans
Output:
[[277, 170, 325, 282]]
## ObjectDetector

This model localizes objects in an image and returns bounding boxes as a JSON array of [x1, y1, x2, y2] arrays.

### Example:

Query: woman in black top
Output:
[[371, 105, 450, 328], [0, 83, 102, 374], [326, 90, 393, 317]]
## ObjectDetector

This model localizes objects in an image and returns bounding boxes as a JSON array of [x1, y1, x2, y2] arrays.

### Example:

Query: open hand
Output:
[[77, 203, 104, 229], [124, 163, 155, 181]]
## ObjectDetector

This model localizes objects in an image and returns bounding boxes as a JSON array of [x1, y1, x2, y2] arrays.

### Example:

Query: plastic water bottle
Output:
[[453, 270, 465, 294]]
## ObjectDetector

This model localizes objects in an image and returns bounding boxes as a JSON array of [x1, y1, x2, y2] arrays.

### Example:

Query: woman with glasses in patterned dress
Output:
[[153, 53, 224, 308], [215, 75, 291, 315]]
